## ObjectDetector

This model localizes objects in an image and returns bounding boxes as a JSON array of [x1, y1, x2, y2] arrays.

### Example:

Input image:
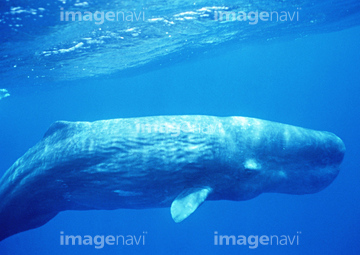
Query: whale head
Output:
[[264, 131, 345, 195], [219, 118, 346, 200]]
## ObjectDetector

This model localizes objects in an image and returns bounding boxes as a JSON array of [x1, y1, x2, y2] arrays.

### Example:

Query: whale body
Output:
[[0, 115, 345, 241]]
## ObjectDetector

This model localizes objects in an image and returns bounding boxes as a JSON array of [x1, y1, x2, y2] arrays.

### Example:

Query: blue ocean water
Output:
[[1, 1, 360, 254]]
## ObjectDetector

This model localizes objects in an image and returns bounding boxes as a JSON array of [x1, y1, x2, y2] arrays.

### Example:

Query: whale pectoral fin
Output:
[[170, 187, 212, 223]]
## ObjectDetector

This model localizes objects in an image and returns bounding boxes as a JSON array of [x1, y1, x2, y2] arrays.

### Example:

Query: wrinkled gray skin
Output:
[[0, 116, 345, 241]]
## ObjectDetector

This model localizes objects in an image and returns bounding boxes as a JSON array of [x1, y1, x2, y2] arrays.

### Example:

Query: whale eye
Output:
[[244, 159, 261, 170]]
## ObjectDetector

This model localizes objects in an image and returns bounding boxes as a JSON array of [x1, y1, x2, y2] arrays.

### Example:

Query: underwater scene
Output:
[[0, 0, 360, 254]]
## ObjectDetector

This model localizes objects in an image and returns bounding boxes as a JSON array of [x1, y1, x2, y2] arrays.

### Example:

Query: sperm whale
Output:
[[0, 115, 345, 241]]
